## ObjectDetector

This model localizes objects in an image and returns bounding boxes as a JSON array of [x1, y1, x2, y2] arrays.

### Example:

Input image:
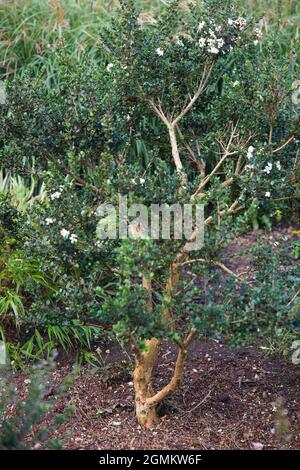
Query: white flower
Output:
[[70, 234, 78, 244], [217, 38, 225, 48], [95, 240, 103, 248], [140, 178, 145, 185], [215, 25, 222, 33], [236, 17, 247, 30], [228, 19, 234, 26], [207, 37, 221, 54], [50, 191, 62, 200], [60, 229, 70, 239], [45, 218, 54, 225], [265, 192, 271, 198], [131, 178, 136, 185], [263, 163, 273, 174], [208, 46, 219, 54], [176, 39, 184, 47], [198, 21, 205, 31], [106, 63, 114, 72], [276, 161, 282, 170], [253, 40, 259, 46], [233, 80, 240, 87], [254, 28, 263, 39], [198, 38, 206, 48], [247, 145, 255, 159], [156, 48, 164, 56]]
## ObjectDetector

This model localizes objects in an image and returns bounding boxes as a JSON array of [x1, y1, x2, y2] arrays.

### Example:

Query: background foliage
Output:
[[0, 0, 299, 368]]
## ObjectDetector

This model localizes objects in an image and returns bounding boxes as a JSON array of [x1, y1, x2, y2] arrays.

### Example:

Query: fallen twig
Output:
[[188, 389, 213, 413]]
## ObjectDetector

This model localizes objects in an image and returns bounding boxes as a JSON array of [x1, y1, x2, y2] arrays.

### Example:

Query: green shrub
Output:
[[0, 356, 75, 450], [0, 0, 298, 428], [186, 240, 300, 347]]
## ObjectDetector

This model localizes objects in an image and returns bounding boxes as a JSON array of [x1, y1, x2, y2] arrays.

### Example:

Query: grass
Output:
[[0, 1, 299, 84], [0, 1, 165, 82], [0, 0, 113, 83], [246, 0, 300, 57]]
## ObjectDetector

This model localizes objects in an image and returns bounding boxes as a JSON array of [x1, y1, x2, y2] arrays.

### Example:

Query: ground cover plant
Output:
[[0, 0, 299, 442]]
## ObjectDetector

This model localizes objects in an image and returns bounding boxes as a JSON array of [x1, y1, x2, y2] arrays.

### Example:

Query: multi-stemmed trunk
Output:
[[132, 268, 183, 428], [133, 331, 195, 428], [132, 269, 195, 429]]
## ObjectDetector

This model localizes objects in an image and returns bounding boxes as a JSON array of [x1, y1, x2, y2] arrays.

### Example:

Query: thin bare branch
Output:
[[181, 198, 244, 252], [287, 289, 300, 307], [148, 98, 170, 127], [192, 121, 239, 199], [172, 63, 214, 127], [188, 389, 213, 413], [272, 135, 295, 154], [180, 258, 241, 279], [176, 125, 206, 176]]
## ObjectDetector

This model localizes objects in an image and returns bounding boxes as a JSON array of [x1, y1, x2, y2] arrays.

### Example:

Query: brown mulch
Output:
[[9, 339, 300, 450]]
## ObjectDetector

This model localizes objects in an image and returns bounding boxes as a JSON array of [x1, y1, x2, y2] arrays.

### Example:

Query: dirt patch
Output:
[[9, 339, 300, 450]]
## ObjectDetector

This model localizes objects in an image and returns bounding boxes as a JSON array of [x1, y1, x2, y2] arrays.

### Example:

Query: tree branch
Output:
[[168, 125, 187, 186], [176, 125, 206, 177], [180, 258, 242, 280], [272, 135, 295, 154], [172, 63, 213, 127], [146, 328, 196, 406], [192, 121, 239, 199]]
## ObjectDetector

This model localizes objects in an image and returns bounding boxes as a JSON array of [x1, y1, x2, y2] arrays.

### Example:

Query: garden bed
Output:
[[5, 223, 299, 450], [11, 338, 300, 450]]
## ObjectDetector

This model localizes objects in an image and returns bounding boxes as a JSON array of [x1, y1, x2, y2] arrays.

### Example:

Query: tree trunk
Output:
[[133, 338, 160, 428], [132, 264, 190, 428], [132, 328, 196, 428], [133, 278, 160, 427]]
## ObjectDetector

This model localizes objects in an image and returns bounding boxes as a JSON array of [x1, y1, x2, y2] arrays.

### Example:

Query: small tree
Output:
[[99, 0, 259, 427], [99, 0, 299, 427]]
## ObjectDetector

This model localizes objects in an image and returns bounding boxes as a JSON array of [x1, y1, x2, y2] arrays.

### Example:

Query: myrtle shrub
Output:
[[0, 0, 299, 427]]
